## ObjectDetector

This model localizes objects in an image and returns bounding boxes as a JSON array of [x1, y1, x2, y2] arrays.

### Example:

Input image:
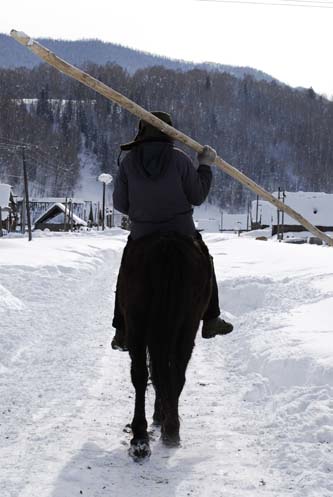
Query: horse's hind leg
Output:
[[176, 326, 198, 397], [129, 344, 151, 461], [160, 358, 181, 447], [161, 324, 199, 446], [152, 394, 163, 426]]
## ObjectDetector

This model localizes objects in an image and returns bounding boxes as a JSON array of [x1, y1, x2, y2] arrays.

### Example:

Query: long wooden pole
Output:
[[10, 29, 333, 246]]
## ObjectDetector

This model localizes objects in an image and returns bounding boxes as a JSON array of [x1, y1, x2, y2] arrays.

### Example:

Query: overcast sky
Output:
[[2, 0, 333, 97]]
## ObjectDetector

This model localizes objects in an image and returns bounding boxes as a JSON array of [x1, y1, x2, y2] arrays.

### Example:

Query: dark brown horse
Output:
[[118, 232, 211, 461]]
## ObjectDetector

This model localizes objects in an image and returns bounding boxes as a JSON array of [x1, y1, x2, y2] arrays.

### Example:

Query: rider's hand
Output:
[[197, 145, 217, 166]]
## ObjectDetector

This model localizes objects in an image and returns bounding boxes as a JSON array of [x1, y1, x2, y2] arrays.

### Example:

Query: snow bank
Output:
[[205, 233, 333, 495]]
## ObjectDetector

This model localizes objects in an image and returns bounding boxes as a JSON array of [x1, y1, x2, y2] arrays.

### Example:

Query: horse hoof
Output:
[[161, 433, 181, 448], [128, 440, 151, 462]]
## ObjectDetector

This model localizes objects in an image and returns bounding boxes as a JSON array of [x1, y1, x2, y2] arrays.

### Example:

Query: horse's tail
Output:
[[146, 234, 209, 429]]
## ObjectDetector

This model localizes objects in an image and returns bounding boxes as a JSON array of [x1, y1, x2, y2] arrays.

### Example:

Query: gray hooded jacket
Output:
[[113, 141, 212, 239]]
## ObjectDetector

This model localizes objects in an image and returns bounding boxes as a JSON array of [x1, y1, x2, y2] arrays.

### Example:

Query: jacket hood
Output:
[[134, 141, 173, 179]]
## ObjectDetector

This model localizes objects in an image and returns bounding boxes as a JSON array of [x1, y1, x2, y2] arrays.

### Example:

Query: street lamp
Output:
[[98, 173, 113, 230]]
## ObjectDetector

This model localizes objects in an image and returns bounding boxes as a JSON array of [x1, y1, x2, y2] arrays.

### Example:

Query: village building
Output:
[[33, 202, 87, 231], [13, 196, 122, 231], [0, 183, 17, 233], [251, 191, 333, 235], [14, 197, 90, 224]]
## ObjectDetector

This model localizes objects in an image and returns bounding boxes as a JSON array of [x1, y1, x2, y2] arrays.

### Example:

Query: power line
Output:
[[0, 146, 60, 174], [197, 0, 333, 5], [0, 153, 71, 195], [195, 0, 333, 8], [282, 0, 333, 4], [24, 149, 72, 174], [4, 174, 24, 179], [0, 139, 72, 173]]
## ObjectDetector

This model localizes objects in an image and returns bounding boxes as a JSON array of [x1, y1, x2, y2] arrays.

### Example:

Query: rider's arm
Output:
[[113, 162, 129, 214]]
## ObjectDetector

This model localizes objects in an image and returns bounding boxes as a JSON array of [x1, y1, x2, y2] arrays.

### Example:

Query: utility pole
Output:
[[22, 147, 32, 241], [21, 196, 25, 234], [277, 187, 283, 242], [247, 201, 251, 231], [281, 190, 286, 241], [255, 195, 259, 226], [64, 197, 68, 231], [0, 206, 2, 237], [69, 199, 74, 231]]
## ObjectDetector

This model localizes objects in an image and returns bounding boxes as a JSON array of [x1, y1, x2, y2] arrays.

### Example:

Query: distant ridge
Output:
[[0, 33, 275, 82]]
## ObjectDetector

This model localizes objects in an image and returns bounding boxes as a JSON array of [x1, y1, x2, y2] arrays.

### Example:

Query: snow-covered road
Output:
[[1, 230, 332, 497]]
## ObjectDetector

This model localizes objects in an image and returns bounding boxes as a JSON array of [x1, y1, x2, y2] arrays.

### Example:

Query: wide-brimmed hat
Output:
[[120, 111, 173, 151]]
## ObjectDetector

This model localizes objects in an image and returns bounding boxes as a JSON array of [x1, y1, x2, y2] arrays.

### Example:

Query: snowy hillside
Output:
[[0, 33, 275, 82], [1, 230, 332, 496]]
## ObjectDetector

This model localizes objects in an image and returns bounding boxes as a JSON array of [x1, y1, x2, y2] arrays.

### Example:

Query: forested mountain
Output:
[[1, 62, 332, 211], [0, 33, 274, 81]]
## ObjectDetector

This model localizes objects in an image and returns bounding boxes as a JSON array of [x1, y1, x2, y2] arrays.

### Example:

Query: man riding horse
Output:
[[111, 111, 233, 350]]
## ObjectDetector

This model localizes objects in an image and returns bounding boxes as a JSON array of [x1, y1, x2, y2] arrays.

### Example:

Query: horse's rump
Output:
[[119, 232, 211, 350]]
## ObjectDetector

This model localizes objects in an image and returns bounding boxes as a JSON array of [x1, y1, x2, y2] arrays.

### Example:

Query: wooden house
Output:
[[33, 202, 87, 231], [15, 197, 90, 224]]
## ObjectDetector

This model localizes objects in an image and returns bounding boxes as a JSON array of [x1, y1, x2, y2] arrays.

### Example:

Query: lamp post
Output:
[[98, 173, 113, 230]]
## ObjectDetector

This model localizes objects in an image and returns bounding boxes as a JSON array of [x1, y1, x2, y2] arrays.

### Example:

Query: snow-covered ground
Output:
[[1, 230, 332, 497]]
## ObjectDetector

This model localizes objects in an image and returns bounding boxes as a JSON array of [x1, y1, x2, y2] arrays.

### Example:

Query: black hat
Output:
[[120, 111, 173, 151]]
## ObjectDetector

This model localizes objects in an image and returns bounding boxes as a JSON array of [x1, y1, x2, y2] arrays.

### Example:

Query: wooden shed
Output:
[[33, 203, 87, 231]]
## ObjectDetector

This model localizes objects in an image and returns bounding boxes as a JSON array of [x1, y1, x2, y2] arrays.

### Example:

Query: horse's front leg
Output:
[[129, 345, 151, 461]]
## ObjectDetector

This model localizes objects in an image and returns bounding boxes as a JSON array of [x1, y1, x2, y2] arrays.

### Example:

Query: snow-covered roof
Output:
[[14, 197, 88, 205], [0, 183, 11, 208], [31, 197, 86, 204], [252, 192, 333, 227], [34, 203, 87, 226]]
